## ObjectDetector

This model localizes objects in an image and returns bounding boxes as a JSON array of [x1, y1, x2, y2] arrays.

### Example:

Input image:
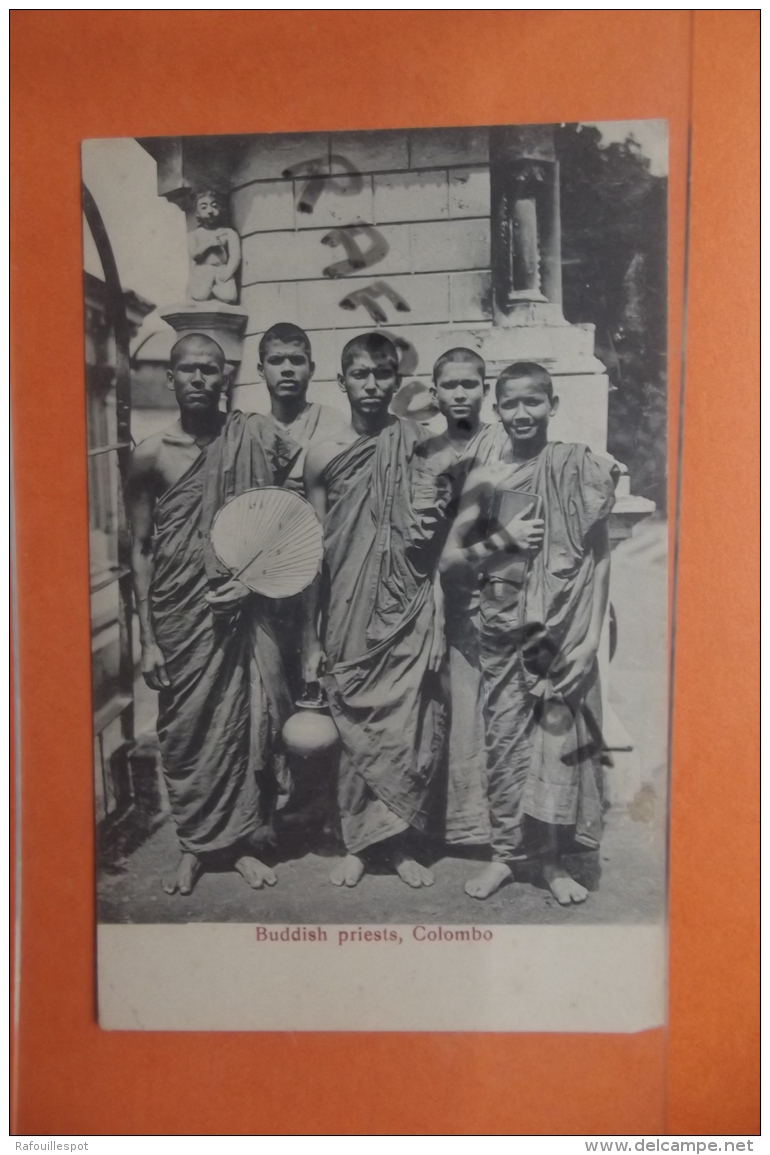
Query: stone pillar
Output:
[[511, 196, 542, 297], [136, 137, 248, 382], [540, 160, 563, 306], [490, 125, 564, 324]]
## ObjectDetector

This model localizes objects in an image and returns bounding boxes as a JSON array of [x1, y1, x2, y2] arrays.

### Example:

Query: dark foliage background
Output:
[[557, 124, 668, 511]]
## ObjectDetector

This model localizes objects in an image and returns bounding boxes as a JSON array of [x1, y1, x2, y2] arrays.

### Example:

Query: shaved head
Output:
[[166, 332, 228, 417], [259, 322, 312, 363], [495, 361, 554, 401], [341, 332, 399, 373], [169, 333, 226, 369], [433, 347, 486, 384]]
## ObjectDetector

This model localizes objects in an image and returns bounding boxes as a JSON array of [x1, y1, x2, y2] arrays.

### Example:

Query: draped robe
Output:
[[476, 442, 616, 860], [321, 419, 448, 854], [150, 411, 299, 857], [261, 402, 347, 698], [423, 422, 508, 845], [262, 401, 347, 495]]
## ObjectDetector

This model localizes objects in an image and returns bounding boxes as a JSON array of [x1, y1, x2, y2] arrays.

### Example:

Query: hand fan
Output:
[[210, 487, 323, 599]]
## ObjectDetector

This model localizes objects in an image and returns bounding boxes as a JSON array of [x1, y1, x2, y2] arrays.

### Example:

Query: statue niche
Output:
[[186, 189, 241, 305]]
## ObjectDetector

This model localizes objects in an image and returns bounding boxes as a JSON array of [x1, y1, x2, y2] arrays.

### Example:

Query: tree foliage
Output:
[[556, 124, 668, 510]]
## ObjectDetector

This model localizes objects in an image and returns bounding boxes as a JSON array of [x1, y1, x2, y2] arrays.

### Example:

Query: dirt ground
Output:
[[98, 805, 664, 926], [98, 516, 668, 928]]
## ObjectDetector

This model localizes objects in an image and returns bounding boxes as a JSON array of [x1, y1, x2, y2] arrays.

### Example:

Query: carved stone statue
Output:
[[186, 189, 241, 304]]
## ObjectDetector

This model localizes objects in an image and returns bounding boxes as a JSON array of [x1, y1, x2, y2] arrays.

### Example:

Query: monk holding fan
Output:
[[127, 334, 303, 896]]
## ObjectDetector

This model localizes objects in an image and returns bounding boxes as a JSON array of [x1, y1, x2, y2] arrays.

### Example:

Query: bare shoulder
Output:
[[305, 428, 353, 481], [130, 430, 166, 476], [129, 422, 182, 487]]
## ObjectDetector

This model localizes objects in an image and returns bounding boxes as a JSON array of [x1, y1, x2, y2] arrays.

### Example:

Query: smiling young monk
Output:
[[440, 362, 616, 904]]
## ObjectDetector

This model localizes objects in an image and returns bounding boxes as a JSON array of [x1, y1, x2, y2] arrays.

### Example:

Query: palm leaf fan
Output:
[[210, 487, 323, 599]]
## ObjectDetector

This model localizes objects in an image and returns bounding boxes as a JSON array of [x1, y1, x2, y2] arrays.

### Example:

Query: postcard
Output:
[[83, 120, 669, 1032]]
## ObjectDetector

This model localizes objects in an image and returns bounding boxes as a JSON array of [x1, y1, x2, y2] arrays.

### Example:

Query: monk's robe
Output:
[[321, 419, 450, 855], [262, 401, 347, 495], [262, 402, 347, 697], [476, 442, 616, 861], [150, 411, 300, 858], [422, 422, 508, 845]]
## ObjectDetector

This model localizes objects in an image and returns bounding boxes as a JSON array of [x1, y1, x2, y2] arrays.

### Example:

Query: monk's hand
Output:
[[141, 642, 170, 691], [418, 509, 442, 537], [428, 626, 445, 673], [503, 513, 545, 554], [302, 638, 327, 683], [205, 577, 252, 612], [551, 642, 596, 698], [428, 577, 445, 672]]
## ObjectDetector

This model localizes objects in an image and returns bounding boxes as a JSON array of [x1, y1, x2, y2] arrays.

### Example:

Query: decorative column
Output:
[[489, 125, 564, 325], [136, 137, 248, 381]]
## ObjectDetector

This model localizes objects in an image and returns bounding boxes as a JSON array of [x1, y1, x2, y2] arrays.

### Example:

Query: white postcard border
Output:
[[98, 922, 665, 1033]]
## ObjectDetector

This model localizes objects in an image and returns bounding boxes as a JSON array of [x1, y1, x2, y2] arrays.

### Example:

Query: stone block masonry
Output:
[[241, 224, 413, 285], [374, 171, 449, 223], [231, 129, 494, 392]]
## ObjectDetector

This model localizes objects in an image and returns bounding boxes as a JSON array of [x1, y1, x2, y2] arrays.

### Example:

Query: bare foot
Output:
[[464, 861, 512, 899], [393, 850, 434, 888], [330, 854, 366, 887], [234, 855, 277, 889], [542, 859, 588, 905], [162, 852, 202, 896]]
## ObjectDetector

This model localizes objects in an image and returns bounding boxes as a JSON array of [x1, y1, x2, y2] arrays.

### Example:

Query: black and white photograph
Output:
[[84, 121, 669, 1030]]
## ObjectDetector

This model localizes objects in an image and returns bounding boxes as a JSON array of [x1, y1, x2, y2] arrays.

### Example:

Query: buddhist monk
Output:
[[257, 322, 346, 495], [440, 362, 615, 904], [127, 334, 300, 896], [302, 333, 448, 888], [256, 322, 347, 700], [421, 349, 506, 846]]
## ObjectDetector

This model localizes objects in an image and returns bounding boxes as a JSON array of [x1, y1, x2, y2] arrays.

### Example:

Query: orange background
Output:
[[10, 11, 759, 1135]]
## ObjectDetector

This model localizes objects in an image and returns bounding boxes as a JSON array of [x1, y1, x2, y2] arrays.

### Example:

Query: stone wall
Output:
[[136, 127, 613, 450], [230, 127, 494, 416]]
